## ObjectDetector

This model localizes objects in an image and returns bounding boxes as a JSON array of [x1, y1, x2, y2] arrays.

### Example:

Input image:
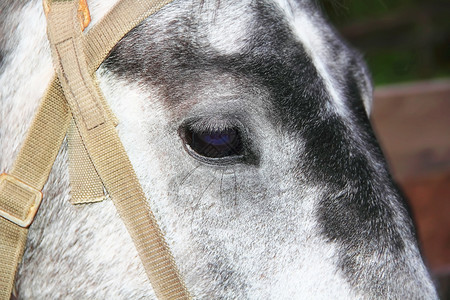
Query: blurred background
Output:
[[321, 0, 450, 298]]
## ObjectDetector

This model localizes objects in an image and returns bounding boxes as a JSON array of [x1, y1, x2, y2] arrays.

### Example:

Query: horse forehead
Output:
[[201, 1, 331, 59], [198, 1, 255, 55], [168, 0, 326, 57], [103, 0, 337, 107]]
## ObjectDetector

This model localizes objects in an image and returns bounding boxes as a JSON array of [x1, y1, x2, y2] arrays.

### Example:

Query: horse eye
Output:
[[184, 127, 244, 159]]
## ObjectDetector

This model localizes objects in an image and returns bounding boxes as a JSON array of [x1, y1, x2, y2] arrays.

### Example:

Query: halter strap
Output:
[[0, 0, 191, 298], [0, 78, 69, 300]]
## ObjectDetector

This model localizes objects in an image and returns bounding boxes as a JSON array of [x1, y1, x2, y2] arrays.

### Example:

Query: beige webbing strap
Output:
[[68, 119, 107, 204], [0, 78, 71, 299], [84, 0, 175, 73], [47, 1, 190, 299], [70, 0, 174, 204]]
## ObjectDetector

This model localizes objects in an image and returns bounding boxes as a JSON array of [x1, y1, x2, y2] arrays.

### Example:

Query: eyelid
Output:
[[184, 116, 242, 134]]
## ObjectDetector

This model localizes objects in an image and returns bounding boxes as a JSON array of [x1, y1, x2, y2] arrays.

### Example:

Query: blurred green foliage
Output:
[[322, 0, 450, 86]]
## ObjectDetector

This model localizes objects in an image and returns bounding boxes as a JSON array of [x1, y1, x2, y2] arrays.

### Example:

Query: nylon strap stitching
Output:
[[55, 38, 105, 130]]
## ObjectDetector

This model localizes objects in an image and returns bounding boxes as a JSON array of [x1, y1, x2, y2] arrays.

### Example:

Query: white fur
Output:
[[0, 1, 53, 171], [203, 2, 252, 55]]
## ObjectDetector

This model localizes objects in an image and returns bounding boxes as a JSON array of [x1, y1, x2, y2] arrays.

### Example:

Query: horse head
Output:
[[0, 0, 437, 298]]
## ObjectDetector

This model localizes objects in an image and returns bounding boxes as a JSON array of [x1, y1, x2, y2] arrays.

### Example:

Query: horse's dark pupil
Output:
[[202, 133, 230, 145], [188, 129, 243, 158]]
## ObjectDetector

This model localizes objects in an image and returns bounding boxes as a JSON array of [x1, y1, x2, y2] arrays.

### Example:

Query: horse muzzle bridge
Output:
[[0, 0, 191, 299]]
